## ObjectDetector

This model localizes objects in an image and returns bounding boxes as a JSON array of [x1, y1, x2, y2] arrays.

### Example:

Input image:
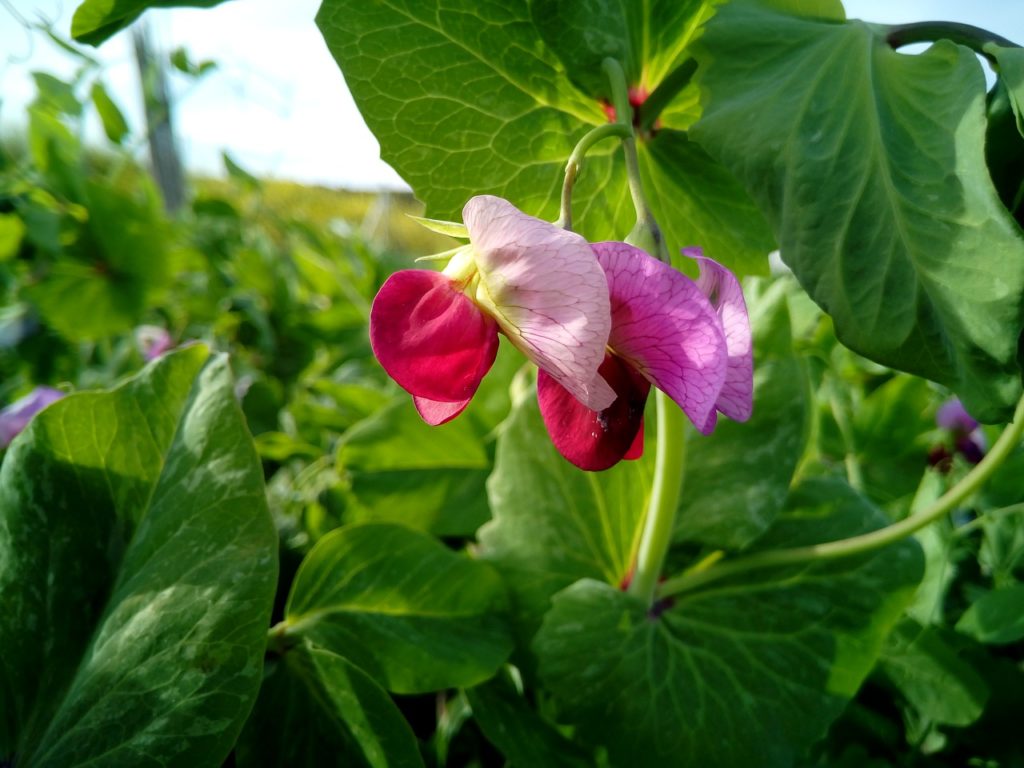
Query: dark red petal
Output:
[[370, 270, 498, 403], [413, 395, 471, 426], [538, 353, 650, 471], [624, 419, 644, 461]]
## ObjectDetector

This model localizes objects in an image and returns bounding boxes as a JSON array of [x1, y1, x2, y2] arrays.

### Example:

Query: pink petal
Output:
[[683, 247, 753, 423], [593, 242, 727, 433], [538, 352, 650, 471], [413, 396, 471, 426], [370, 269, 498, 406], [463, 196, 614, 411]]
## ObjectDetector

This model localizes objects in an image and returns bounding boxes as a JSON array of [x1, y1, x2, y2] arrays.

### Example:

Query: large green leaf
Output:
[[534, 478, 923, 767], [284, 522, 513, 693], [315, 0, 773, 275], [879, 620, 988, 727], [478, 393, 653, 644], [0, 346, 278, 767], [989, 45, 1024, 137], [691, 3, 1024, 422], [675, 357, 810, 549], [955, 584, 1024, 645], [465, 673, 591, 768], [237, 643, 424, 768], [337, 397, 491, 536], [530, 0, 713, 97], [71, 0, 230, 46], [25, 178, 170, 340]]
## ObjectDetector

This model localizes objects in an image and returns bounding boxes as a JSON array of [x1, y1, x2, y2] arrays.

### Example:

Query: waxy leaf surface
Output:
[[0, 346, 278, 767], [285, 522, 512, 693], [480, 394, 653, 647], [315, 0, 773, 275], [237, 643, 424, 768], [534, 478, 923, 768], [692, 3, 1024, 422]]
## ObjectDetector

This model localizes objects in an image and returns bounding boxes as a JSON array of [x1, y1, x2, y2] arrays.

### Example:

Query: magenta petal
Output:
[[593, 241, 727, 431], [684, 247, 753, 423], [538, 353, 650, 472], [370, 270, 499, 404], [413, 396, 471, 426]]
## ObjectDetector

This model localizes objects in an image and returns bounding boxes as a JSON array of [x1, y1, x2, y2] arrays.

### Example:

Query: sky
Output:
[[1, 0, 1023, 191]]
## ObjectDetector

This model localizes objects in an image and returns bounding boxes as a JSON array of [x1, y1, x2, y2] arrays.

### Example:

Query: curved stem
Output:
[[557, 123, 632, 230], [602, 58, 669, 263], [884, 21, 1020, 61], [628, 390, 688, 604], [637, 58, 697, 133], [659, 394, 1024, 599]]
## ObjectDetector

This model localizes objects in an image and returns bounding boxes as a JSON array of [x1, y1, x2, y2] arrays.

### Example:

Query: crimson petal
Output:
[[538, 353, 651, 471], [370, 270, 499, 405]]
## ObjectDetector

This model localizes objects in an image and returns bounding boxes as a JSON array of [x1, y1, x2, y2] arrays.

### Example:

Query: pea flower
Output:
[[370, 195, 615, 425], [931, 397, 986, 467], [538, 243, 752, 470], [0, 386, 65, 448], [135, 325, 174, 361]]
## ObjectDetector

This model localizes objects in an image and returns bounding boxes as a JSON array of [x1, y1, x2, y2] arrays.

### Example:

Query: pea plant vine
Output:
[[2, 0, 1024, 766]]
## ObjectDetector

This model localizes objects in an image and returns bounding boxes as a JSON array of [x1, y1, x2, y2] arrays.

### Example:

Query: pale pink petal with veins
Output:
[[463, 195, 615, 411], [593, 241, 728, 433], [683, 247, 753, 428]]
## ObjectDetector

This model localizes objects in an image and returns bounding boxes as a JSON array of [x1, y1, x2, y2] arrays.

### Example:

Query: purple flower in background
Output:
[[0, 386, 65, 448], [936, 398, 979, 434], [931, 397, 986, 467], [135, 325, 174, 361]]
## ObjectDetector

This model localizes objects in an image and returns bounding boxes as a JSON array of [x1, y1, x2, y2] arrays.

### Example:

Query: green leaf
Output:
[[534, 477, 923, 768], [284, 522, 513, 693], [25, 178, 170, 340], [465, 673, 591, 768], [90, 81, 129, 143], [71, 0, 230, 46], [880, 620, 989, 726], [237, 643, 424, 768], [0, 346, 278, 766], [479, 393, 653, 644], [31, 72, 82, 118], [955, 584, 1024, 645], [337, 397, 491, 537], [529, 0, 714, 98], [989, 45, 1024, 137], [691, 3, 1024, 422], [0, 213, 25, 262], [315, 0, 773, 275], [675, 356, 810, 549]]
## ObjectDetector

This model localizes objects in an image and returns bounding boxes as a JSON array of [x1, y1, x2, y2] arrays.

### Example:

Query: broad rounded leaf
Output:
[[284, 522, 513, 693], [0, 346, 278, 766], [534, 478, 923, 767], [315, 0, 774, 276], [237, 643, 424, 768], [691, 4, 1024, 422], [955, 584, 1024, 645]]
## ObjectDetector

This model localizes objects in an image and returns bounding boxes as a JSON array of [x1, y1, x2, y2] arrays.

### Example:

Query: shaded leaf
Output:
[[0, 346, 278, 766], [534, 477, 923, 768], [692, 3, 1024, 422], [284, 522, 512, 694], [237, 643, 424, 768], [955, 584, 1024, 645]]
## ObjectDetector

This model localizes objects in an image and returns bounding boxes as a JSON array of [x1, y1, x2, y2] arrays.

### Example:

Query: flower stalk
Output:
[[627, 389, 688, 603], [557, 123, 632, 231], [658, 393, 1024, 599]]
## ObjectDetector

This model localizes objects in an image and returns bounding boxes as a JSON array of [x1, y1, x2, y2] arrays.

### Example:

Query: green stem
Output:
[[601, 58, 669, 263], [628, 390, 688, 604], [557, 123, 632, 230], [637, 58, 697, 134], [659, 394, 1024, 598], [827, 380, 864, 492], [884, 21, 1020, 61]]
